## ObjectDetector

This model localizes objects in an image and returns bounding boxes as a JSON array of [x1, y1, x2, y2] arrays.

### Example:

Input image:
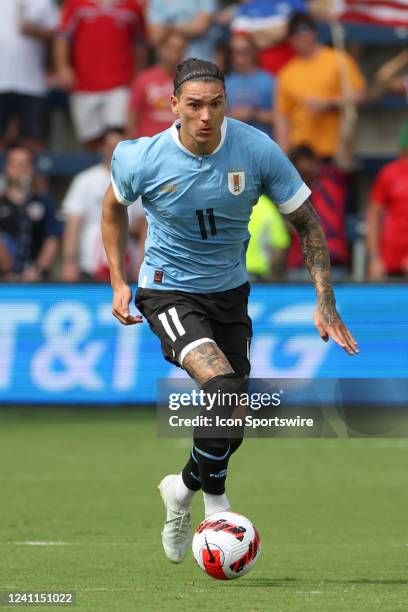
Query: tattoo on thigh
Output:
[[183, 342, 233, 386]]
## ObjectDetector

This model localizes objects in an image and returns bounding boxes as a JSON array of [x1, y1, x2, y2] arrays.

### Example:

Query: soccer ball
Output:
[[192, 512, 261, 580]]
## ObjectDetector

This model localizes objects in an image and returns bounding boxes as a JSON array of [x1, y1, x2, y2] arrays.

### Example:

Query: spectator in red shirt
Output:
[[288, 145, 349, 278], [55, 0, 146, 148], [367, 122, 408, 280], [127, 32, 186, 138]]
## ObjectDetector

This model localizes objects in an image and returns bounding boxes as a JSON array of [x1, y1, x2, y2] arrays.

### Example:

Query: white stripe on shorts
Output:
[[168, 307, 186, 336], [158, 312, 177, 342], [178, 338, 216, 368]]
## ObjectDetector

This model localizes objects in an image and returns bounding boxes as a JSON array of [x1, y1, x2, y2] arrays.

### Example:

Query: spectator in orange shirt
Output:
[[275, 12, 366, 159], [127, 32, 186, 138], [366, 122, 408, 280]]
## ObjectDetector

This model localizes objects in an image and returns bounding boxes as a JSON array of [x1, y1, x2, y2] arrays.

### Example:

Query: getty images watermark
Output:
[[157, 378, 408, 438], [167, 388, 314, 431]]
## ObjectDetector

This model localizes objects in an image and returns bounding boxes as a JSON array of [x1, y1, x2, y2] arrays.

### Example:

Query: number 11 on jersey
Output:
[[196, 208, 217, 240]]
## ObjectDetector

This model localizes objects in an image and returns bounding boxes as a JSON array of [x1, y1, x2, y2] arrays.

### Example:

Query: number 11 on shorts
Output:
[[158, 307, 186, 341]]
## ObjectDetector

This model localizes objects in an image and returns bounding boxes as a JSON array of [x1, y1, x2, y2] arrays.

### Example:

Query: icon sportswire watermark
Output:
[[156, 378, 408, 438]]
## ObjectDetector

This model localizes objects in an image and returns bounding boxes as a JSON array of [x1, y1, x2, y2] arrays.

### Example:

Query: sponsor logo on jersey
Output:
[[227, 172, 245, 196], [159, 183, 177, 193]]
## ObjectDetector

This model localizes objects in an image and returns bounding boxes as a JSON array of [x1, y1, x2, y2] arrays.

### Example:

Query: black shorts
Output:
[[135, 282, 252, 376]]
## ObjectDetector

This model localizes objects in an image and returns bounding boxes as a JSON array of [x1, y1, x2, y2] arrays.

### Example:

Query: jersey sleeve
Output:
[[260, 139, 311, 214], [111, 140, 146, 206]]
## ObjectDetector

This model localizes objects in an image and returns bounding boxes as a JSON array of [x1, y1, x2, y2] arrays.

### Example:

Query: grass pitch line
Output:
[[14, 541, 69, 546], [77, 588, 139, 592], [9, 541, 140, 547]]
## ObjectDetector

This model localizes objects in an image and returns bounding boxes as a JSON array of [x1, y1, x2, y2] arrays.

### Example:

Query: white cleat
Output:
[[158, 474, 192, 564]]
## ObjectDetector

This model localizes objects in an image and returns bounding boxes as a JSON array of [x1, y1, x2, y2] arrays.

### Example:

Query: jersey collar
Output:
[[170, 118, 227, 157]]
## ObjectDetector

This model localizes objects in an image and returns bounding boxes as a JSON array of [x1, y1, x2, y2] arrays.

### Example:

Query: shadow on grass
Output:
[[231, 577, 408, 588]]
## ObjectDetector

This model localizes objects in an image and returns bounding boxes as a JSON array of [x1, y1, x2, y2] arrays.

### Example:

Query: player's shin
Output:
[[180, 451, 201, 496], [192, 374, 247, 515]]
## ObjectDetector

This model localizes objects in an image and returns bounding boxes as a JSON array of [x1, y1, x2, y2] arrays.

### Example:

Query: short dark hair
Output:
[[287, 12, 317, 36], [173, 58, 225, 96]]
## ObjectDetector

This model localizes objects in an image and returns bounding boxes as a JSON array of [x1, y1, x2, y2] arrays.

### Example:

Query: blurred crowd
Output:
[[0, 0, 407, 283]]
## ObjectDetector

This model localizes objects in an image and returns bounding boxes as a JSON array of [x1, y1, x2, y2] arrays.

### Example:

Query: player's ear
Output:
[[171, 95, 179, 116]]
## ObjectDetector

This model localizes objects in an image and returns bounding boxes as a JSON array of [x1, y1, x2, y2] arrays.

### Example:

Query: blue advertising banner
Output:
[[0, 284, 407, 404]]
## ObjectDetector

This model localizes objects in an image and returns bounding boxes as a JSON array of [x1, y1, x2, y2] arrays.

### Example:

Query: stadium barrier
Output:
[[0, 284, 407, 404]]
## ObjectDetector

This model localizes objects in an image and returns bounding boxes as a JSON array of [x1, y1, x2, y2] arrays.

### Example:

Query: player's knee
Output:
[[201, 373, 248, 410], [203, 373, 248, 421], [203, 372, 247, 389], [194, 373, 247, 450]]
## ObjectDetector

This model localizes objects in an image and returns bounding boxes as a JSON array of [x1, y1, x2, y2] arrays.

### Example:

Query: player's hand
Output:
[[112, 284, 143, 326], [313, 307, 359, 355]]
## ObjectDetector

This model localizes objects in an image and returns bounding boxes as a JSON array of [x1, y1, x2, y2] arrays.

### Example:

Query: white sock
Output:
[[203, 492, 231, 517], [175, 473, 196, 506]]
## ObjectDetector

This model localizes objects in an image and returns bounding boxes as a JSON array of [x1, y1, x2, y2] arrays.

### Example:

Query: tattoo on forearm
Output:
[[287, 200, 337, 324], [183, 342, 233, 386]]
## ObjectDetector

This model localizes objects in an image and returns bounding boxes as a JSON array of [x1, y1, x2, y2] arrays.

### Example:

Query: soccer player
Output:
[[102, 58, 358, 564]]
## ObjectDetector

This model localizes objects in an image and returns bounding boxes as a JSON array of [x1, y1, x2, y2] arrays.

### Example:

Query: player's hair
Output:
[[287, 12, 317, 36], [173, 58, 225, 96]]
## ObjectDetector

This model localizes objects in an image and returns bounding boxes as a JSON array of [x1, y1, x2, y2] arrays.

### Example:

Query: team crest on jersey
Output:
[[227, 172, 245, 196]]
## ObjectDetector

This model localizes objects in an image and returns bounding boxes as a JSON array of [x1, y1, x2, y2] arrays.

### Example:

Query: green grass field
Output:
[[0, 408, 407, 612]]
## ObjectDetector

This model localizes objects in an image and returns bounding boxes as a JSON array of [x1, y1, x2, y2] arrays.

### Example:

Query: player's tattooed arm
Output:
[[286, 199, 358, 355], [183, 342, 234, 386], [287, 199, 335, 316]]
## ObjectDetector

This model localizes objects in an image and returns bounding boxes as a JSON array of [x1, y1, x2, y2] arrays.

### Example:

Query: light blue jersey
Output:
[[111, 117, 311, 293]]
